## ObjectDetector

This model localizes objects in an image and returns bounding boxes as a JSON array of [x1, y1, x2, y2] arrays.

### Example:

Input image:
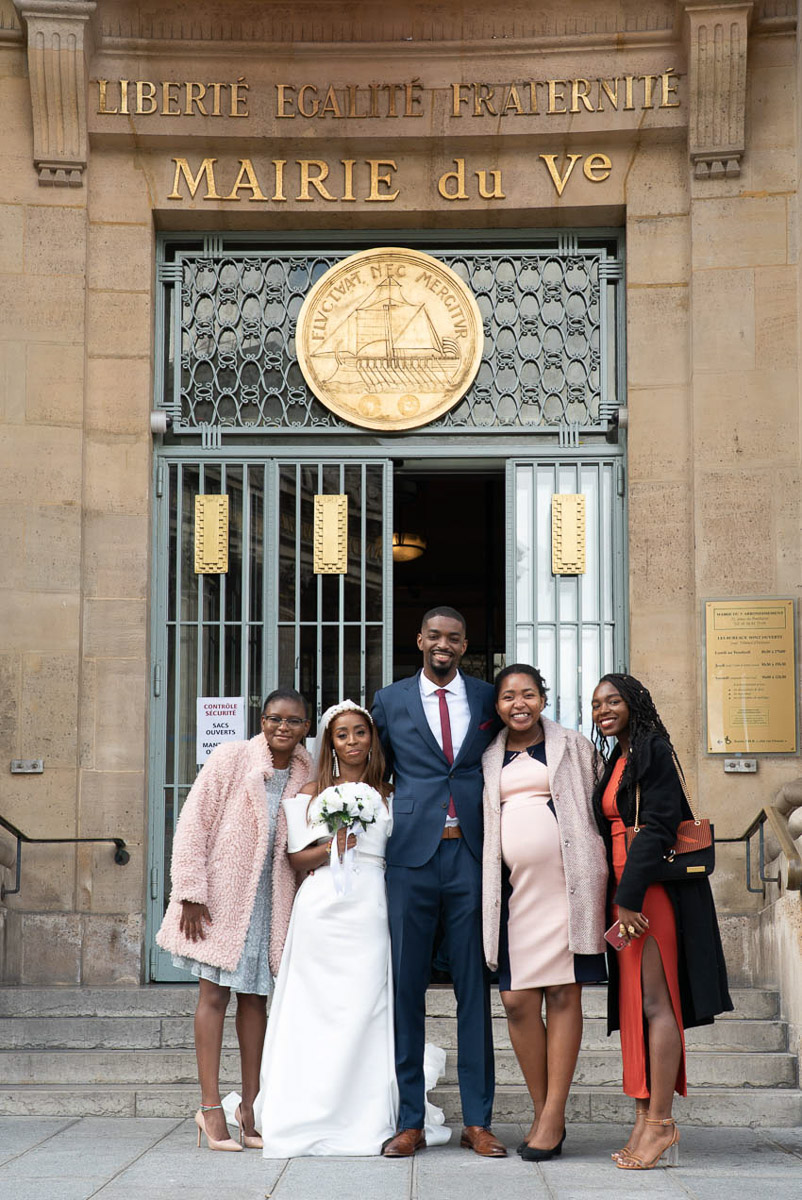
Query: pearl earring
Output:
[[331, 748, 340, 778]]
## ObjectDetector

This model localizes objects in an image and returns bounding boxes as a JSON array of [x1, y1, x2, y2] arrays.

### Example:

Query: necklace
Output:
[[508, 725, 545, 755]]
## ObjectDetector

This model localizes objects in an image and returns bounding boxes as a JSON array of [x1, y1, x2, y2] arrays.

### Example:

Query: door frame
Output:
[[145, 439, 626, 979]]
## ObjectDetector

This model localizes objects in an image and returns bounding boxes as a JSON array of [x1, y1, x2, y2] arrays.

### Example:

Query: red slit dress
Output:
[[602, 757, 687, 1099]]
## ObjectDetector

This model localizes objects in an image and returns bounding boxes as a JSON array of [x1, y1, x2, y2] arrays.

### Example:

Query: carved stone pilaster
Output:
[[14, 0, 96, 186], [679, 1, 753, 179]]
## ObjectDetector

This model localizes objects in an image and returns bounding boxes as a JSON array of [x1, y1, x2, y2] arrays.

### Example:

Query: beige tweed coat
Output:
[[156, 733, 313, 976], [482, 715, 608, 972]]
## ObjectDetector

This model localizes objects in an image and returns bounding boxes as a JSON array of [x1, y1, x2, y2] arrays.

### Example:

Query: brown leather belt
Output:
[[441, 826, 462, 839]]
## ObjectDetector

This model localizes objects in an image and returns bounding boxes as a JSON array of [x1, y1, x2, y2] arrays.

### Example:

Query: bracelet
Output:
[[325, 839, 334, 857]]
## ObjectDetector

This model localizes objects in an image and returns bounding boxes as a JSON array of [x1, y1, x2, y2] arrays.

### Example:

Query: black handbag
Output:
[[625, 754, 715, 881]]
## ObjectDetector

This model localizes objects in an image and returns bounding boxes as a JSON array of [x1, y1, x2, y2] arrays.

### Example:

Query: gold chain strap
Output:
[[632, 752, 699, 832]]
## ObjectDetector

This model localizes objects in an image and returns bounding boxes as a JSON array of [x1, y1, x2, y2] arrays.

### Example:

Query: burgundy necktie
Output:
[[436, 688, 457, 819]]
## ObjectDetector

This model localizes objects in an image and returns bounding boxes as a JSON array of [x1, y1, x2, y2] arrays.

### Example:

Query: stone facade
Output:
[[0, 0, 800, 985]]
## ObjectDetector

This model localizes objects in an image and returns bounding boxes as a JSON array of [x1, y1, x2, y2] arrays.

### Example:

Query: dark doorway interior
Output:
[[392, 468, 506, 684]]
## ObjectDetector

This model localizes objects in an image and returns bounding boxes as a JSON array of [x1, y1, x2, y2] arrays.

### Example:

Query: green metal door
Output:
[[147, 453, 392, 980]]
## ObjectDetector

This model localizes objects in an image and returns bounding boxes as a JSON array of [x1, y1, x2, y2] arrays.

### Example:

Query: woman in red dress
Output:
[[591, 674, 731, 1171]]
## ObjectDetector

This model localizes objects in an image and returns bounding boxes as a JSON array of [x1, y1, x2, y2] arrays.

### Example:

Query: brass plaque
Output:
[[705, 598, 797, 754], [551, 494, 586, 575], [314, 494, 348, 574], [194, 494, 229, 574], [295, 247, 484, 432]]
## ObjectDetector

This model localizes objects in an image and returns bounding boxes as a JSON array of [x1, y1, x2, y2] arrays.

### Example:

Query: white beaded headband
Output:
[[318, 699, 373, 735]]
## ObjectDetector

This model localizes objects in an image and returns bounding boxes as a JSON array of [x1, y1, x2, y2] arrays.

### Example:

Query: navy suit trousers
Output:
[[386, 838, 495, 1130]]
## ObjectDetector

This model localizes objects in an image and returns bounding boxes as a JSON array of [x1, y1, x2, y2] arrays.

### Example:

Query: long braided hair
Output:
[[592, 673, 675, 814]]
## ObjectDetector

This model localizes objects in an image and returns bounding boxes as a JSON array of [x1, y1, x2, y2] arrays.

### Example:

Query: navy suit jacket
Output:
[[372, 671, 499, 869]]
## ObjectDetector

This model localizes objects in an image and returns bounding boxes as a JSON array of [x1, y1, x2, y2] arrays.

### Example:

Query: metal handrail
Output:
[[0, 814, 130, 901], [717, 805, 802, 899]]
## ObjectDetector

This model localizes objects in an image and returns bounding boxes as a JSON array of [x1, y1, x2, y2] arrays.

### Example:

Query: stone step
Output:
[[0, 1012, 786, 1053], [1, 1083, 800, 1127], [0, 984, 780, 1021], [1, 1045, 795, 1088]]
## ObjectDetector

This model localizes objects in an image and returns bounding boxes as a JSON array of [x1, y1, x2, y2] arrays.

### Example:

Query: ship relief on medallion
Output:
[[295, 248, 484, 431]]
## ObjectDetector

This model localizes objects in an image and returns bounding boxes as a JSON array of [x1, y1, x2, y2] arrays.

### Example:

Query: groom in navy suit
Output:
[[372, 606, 505, 1158]]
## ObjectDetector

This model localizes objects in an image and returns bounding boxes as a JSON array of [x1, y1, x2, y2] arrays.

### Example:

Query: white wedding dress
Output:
[[252, 793, 450, 1157]]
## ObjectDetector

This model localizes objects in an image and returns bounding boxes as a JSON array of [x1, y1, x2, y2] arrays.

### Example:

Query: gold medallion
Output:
[[295, 247, 484, 431]]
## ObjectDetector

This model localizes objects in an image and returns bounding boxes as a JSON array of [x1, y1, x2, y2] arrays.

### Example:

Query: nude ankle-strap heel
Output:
[[194, 1104, 243, 1151], [616, 1117, 679, 1170]]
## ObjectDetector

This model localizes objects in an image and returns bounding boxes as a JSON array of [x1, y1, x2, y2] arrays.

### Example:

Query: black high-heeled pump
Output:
[[520, 1128, 566, 1162]]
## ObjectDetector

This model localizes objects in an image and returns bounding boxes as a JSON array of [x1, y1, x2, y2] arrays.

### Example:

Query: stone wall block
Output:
[[754, 266, 798, 368], [1, 767, 77, 839], [83, 597, 147, 659], [77, 655, 96, 770], [88, 149, 157, 224], [85, 355, 151, 435], [82, 513, 149, 598], [626, 215, 690, 286], [19, 652, 79, 767], [20, 912, 81, 983], [0, 655, 21, 760], [25, 341, 84, 426], [628, 481, 694, 609], [0, 340, 26, 425], [1, 911, 23, 983], [84, 435, 150, 516], [94, 658, 148, 772], [86, 290, 152, 359], [748, 63, 796, 151], [24, 205, 86, 275], [76, 842, 143, 914], [0, 203, 24, 273], [80, 913, 143, 984], [692, 367, 798, 466], [20, 503, 82, 592], [0, 424, 82, 505], [3, 842, 76, 913], [692, 196, 788, 270], [0, 274, 85, 342], [79, 770, 145, 842], [1, 591, 79, 653], [691, 267, 755, 371], [626, 386, 691, 482], [87, 223, 153, 293], [696, 468, 774, 591], [626, 286, 689, 387]]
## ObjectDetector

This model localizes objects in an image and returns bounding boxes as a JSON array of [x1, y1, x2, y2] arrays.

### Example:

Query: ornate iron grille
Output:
[[159, 238, 622, 434]]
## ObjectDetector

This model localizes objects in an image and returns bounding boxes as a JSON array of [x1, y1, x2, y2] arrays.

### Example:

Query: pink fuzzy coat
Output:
[[156, 734, 313, 976]]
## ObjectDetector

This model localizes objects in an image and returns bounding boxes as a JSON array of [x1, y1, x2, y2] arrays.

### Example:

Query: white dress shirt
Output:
[[419, 671, 471, 828]]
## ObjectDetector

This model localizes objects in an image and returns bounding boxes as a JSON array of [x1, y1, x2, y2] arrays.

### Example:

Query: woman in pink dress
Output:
[[482, 665, 607, 1163]]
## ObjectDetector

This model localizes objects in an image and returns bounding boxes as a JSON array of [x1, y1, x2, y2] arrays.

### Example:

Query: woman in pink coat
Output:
[[157, 688, 312, 1151]]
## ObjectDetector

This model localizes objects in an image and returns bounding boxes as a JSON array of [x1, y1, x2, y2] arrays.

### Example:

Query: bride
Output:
[[254, 699, 448, 1157]]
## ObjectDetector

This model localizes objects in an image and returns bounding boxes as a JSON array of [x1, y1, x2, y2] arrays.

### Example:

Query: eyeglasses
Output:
[[263, 716, 306, 729]]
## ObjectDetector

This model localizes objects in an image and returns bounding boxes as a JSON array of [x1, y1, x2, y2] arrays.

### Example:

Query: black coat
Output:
[[592, 733, 733, 1034]]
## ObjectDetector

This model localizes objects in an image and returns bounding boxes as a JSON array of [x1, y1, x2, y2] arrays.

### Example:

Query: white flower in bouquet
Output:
[[308, 781, 383, 835]]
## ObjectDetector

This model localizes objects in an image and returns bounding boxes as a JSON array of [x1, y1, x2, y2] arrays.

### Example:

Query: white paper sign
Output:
[[196, 696, 246, 765]]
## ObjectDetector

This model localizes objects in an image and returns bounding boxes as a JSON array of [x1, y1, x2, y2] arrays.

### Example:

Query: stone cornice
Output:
[[13, 0, 97, 185], [677, 0, 753, 180]]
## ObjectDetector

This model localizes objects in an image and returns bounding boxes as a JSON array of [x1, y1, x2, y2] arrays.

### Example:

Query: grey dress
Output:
[[172, 766, 290, 996]]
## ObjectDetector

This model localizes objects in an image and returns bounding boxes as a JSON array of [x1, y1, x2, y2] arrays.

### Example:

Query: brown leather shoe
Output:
[[381, 1128, 425, 1157], [460, 1126, 508, 1157]]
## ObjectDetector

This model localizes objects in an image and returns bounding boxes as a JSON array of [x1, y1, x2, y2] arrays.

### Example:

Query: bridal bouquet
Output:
[[308, 782, 383, 895], [308, 782, 383, 835]]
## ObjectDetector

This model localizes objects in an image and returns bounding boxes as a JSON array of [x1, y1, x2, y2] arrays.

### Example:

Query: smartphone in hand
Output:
[[604, 920, 629, 951]]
